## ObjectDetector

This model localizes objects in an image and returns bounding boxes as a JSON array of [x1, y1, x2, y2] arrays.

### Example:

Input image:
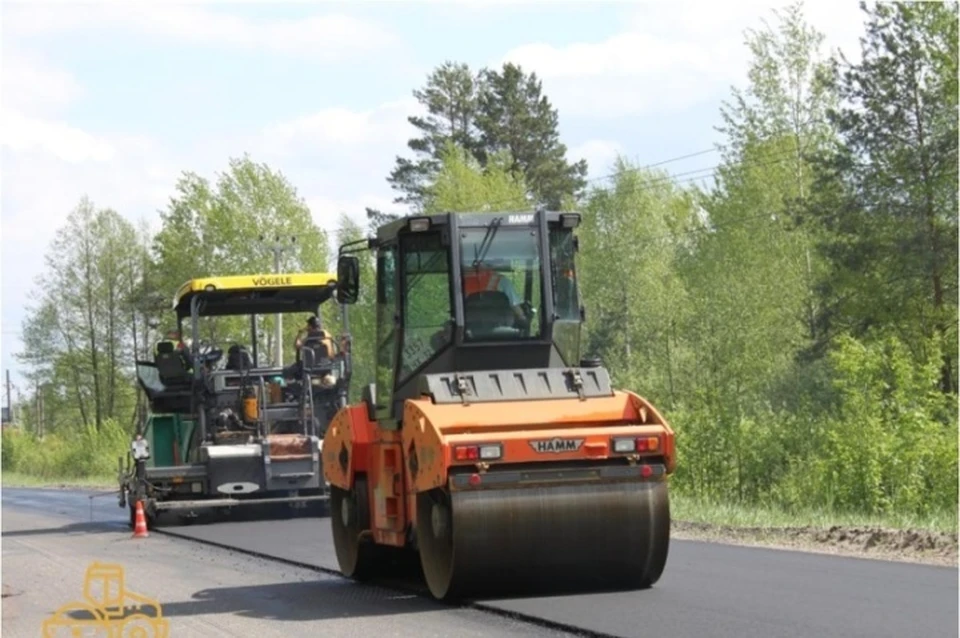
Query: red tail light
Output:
[[453, 443, 502, 462], [636, 436, 660, 452], [612, 435, 661, 454]]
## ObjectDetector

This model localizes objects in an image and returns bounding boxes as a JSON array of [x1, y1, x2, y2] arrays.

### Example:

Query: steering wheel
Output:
[[194, 339, 224, 367], [514, 301, 536, 335]]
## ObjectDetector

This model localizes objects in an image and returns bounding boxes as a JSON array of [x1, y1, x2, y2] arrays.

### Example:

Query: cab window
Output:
[[459, 226, 542, 341], [375, 243, 398, 413], [399, 232, 452, 380]]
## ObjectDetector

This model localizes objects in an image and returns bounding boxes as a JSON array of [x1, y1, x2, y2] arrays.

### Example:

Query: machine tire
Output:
[[330, 475, 378, 581]]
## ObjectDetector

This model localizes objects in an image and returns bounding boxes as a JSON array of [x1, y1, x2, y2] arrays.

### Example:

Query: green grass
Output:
[[672, 492, 958, 535], [1, 471, 117, 490]]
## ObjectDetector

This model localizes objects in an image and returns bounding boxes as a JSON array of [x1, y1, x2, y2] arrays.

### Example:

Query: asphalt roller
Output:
[[323, 209, 676, 601]]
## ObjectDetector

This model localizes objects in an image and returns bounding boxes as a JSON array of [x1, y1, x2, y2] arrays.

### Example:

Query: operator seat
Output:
[[464, 290, 515, 336], [154, 342, 192, 387], [299, 331, 335, 369], [226, 345, 253, 372]]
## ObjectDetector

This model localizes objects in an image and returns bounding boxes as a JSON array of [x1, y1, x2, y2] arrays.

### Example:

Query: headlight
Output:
[[131, 436, 151, 460]]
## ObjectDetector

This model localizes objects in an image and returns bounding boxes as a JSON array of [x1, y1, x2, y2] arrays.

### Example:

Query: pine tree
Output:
[[387, 61, 587, 211], [387, 61, 481, 210], [475, 62, 588, 209]]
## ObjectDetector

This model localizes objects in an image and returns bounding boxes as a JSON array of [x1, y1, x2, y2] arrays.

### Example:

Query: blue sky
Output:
[[0, 0, 867, 398]]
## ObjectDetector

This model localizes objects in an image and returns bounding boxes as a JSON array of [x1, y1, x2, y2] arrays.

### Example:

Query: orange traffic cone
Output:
[[132, 500, 149, 538]]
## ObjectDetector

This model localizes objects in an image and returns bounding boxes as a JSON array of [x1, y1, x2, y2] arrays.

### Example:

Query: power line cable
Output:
[[461, 143, 812, 213]]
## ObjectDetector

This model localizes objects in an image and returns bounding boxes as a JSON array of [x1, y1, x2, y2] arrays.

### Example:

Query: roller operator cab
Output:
[[323, 210, 676, 601]]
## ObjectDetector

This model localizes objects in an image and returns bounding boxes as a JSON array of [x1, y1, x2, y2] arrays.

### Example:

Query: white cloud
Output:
[[5, 3, 398, 60], [2, 111, 116, 163], [1, 137, 177, 245], [498, 0, 866, 118], [1, 49, 83, 114], [262, 98, 422, 153], [0, 47, 114, 163], [255, 98, 422, 240], [504, 33, 722, 80]]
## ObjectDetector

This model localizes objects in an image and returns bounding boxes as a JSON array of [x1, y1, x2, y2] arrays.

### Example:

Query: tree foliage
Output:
[[17, 197, 145, 433], [807, 0, 959, 391], [152, 155, 331, 365], [388, 61, 587, 212], [578, 159, 699, 408], [423, 142, 530, 214]]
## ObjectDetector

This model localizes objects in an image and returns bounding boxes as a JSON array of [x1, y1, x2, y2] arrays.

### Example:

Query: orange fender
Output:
[[322, 404, 376, 490]]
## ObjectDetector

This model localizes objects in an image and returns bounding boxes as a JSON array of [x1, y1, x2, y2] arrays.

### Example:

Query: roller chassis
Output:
[[325, 210, 678, 602], [325, 363, 675, 600]]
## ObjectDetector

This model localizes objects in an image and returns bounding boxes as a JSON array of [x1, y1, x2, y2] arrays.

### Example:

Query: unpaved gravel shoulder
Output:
[[673, 520, 958, 567], [0, 506, 573, 638]]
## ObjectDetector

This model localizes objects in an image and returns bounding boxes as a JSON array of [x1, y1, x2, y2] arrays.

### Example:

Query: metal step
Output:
[[272, 471, 315, 479]]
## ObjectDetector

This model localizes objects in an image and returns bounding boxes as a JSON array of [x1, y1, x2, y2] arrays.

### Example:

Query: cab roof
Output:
[[173, 272, 337, 318], [373, 210, 577, 244]]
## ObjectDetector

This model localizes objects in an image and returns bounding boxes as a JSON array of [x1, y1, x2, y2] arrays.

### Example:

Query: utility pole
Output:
[[258, 233, 298, 367], [15, 387, 23, 426], [35, 379, 42, 438], [4, 369, 11, 426]]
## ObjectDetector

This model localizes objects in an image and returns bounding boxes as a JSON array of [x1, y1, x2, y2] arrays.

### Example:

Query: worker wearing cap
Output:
[[155, 329, 185, 356], [295, 316, 337, 358], [294, 316, 323, 350]]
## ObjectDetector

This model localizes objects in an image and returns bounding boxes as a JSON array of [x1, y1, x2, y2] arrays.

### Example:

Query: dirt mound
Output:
[[673, 520, 958, 566]]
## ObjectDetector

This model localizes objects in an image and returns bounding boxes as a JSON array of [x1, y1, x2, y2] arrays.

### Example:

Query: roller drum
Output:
[[417, 478, 670, 601]]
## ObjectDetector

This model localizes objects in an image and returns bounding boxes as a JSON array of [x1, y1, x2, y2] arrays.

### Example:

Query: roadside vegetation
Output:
[[2, 419, 127, 487], [4, 2, 956, 538]]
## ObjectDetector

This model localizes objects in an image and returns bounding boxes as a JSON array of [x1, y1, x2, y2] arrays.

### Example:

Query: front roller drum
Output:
[[417, 479, 670, 601], [331, 476, 421, 582], [330, 476, 378, 581]]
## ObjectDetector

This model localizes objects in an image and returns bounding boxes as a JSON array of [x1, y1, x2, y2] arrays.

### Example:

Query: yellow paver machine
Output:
[[120, 272, 353, 527]]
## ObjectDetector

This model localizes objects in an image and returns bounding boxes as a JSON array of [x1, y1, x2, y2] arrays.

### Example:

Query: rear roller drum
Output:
[[330, 475, 378, 581], [416, 479, 671, 601]]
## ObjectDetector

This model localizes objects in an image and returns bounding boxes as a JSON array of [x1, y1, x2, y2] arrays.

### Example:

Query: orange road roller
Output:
[[323, 210, 676, 601]]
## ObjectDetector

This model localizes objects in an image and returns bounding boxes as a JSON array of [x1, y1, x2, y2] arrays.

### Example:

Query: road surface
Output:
[[3, 488, 957, 638], [0, 489, 574, 638]]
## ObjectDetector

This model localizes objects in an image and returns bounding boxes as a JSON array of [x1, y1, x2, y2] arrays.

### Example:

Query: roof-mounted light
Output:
[[409, 217, 431, 232], [204, 284, 216, 292], [561, 213, 581, 229]]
